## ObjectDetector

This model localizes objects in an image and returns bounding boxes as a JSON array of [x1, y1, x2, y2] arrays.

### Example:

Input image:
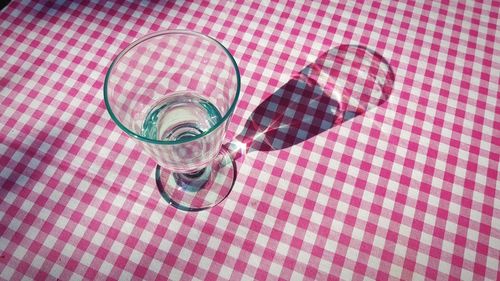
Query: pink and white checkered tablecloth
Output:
[[1, 1, 499, 280]]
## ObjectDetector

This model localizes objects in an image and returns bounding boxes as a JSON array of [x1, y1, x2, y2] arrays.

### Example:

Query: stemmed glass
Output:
[[104, 30, 240, 211]]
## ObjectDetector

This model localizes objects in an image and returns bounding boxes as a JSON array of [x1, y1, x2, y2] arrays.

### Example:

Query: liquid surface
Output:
[[142, 91, 222, 141]]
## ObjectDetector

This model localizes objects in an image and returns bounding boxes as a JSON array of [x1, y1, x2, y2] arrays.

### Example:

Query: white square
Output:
[[351, 226, 365, 241], [463, 248, 476, 263], [340, 267, 354, 281], [291, 178, 307, 196], [336, 200, 350, 215], [98, 261, 114, 276], [366, 170, 380, 185], [372, 155, 385, 168], [55, 215, 69, 230], [303, 229, 317, 245], [464, 103, 477, 117], [461, 269, 473, 281], [349, 149, 365, 163], [303, 167, 316, 182], [81, 252, 94, 267], [416, 249, 429, 266], [101, 212, 116, 229], [130, 202, 145, 217], [268, 195, 283, 211], [390, 264, 403, 279], [118, 271, 133, 281], [488, 235, 500, 251], [322, 174, 335, 187], [206, 235, 222, 252], [403, 201, 416, 217], [289, 204, 303, 218], [267, 262, 284, 279], [92, 232, 105, 247], [31, 254, 44, 269], [16, 174, 29, 186], [49, 264, 64, 279], [93, 188, 108, 201], [12, 149, 24, 163], [367, 255, 381, 270], [61, 243, 76, 258], [487, 256, 499, 272], [318, 258, 332, 275], [197, 256, 211, 271], [316, 192, 331, 207], [412, 272, 427, 281], [70, 155, 85, 171], [276, 241, 290, 257], [227, 244, 241, 259], [129, 249, 144, 264], [2, 187, 16, 206], [257, 169, 271, 184], [121, 221, 134, 236], [470, 209, 482, 224], [372, 234, 386, 250], [441, 127, 453, 139], [66, 197, 80, 211], [475, 173, 488, 187], [394, 243, 408, 258], [2, 264, 15, 280], [441, 240, 454, 255], [449, 184, 464, 197], [467, 228, 480, 243], [395, 144, 408, 159], [425, 212, 441, 237], [219, 264, 233, 280], [391, 162, 404, 177], [420, 232, 433, 246], [289, 270, 304, 280], [445, 220, 458, 234], [59, 172, 73, 186], [382, 197, 395, 210], [73, 223, 88, 239], [357, 208, 370, 222], [427, 194, 440, 207], [149, 259, 163, 274], [42, 233, 57, 250], [478, 154, 491, 170], [170, 268, 183, 280], [248, 252, 262, 268], [255, 233, 269, 249], [485, 93, 497, 109], [455, 166, 467, 180], [399, 224, 411, 238], [412, 169, 423, 182], [332, 141, 345, 154]]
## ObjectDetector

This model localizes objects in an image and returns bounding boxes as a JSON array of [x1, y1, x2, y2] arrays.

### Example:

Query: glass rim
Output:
[[103, 29, 241, 145]]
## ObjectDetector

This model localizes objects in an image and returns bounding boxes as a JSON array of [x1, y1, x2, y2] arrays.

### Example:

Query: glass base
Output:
[[155, 147, 236, 211]]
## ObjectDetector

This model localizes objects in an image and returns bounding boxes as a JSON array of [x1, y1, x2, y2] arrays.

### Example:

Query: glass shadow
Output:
[[232, 44, 395, 155]]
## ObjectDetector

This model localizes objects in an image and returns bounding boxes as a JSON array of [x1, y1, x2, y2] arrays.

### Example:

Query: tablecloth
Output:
[[1, 0, 499, 280]]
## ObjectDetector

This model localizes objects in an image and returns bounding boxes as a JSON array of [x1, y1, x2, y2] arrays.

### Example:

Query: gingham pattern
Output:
[[1, 1, 499, 280], [236, 45, 394, 153]]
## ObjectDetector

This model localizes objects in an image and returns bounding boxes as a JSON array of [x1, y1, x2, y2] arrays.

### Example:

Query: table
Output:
[[1, 1, 499, 280]]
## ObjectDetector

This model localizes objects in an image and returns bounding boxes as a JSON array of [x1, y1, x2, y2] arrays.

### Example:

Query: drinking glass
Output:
[[104, 30, 240, 211]]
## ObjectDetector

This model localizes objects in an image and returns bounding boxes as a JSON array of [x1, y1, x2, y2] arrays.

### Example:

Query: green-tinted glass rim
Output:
[[103, 29, 241, 145]]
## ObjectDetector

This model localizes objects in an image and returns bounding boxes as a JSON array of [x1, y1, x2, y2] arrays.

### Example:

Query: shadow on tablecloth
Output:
[[229, 44, 395, 159]]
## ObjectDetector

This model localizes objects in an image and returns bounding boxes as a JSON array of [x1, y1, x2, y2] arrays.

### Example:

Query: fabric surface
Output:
[[1, 1, 499, 280]]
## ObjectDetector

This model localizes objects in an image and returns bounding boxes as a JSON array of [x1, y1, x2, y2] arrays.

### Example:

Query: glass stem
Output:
[[184, 168, 207, 178]]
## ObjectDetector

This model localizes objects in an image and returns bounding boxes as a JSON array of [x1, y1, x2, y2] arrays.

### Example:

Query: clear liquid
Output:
[[142, 91, 222, 141]]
